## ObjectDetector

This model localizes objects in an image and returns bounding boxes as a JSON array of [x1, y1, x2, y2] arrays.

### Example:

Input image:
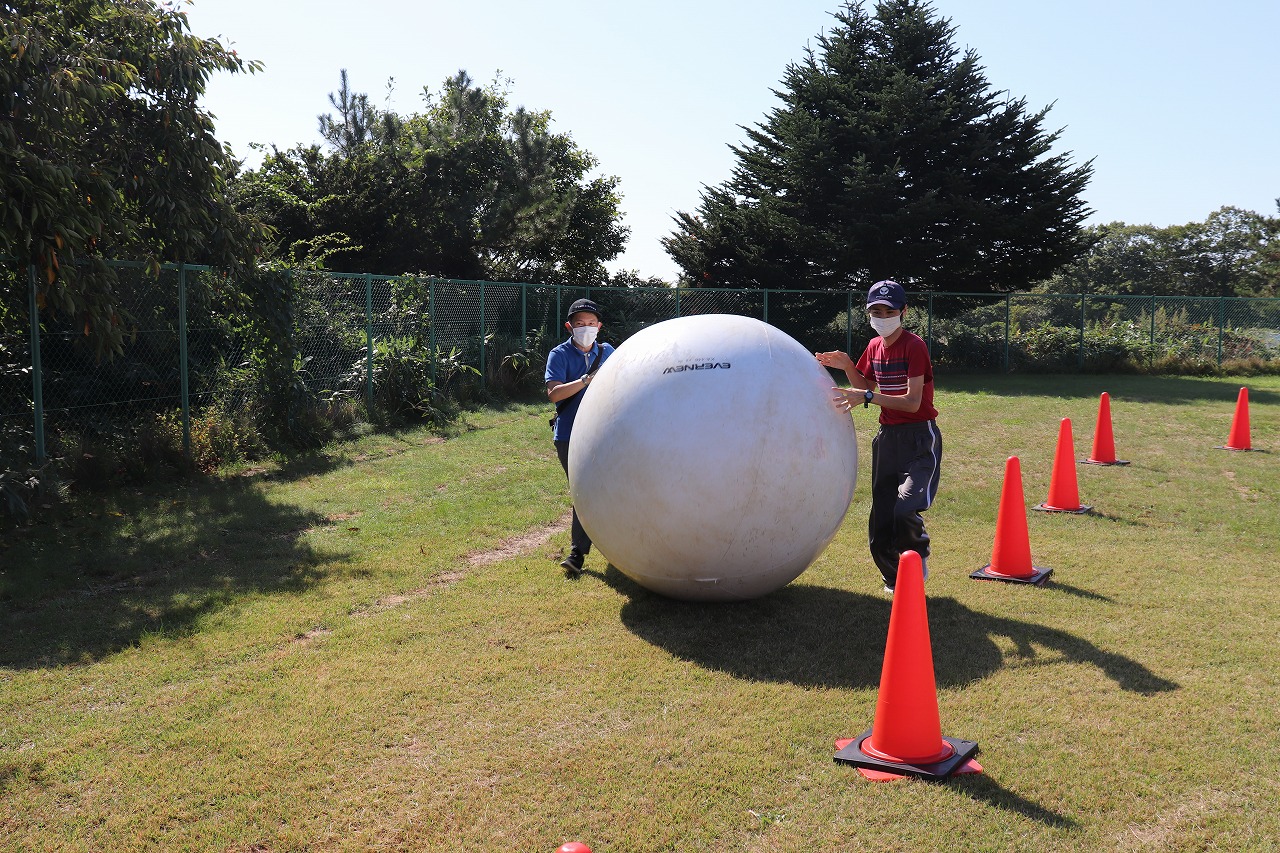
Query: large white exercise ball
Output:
[[568, 314, 858, 601]]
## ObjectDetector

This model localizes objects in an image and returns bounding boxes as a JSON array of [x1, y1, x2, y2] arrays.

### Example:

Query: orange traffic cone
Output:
[[1216, 387, 1253, 451], [1081, 392, 1129, 465], [971, 457, 1052, 585], [834, 551, 981, 781], [1034, 418, 1092, 514]]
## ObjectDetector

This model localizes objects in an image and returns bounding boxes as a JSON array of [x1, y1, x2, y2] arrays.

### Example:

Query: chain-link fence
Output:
[[3, 259, 1278, 466], [921, 291, 1280, 372]]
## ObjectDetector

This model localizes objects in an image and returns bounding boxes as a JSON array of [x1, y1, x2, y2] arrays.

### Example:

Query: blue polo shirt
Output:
[[545, 339, 613, 442]]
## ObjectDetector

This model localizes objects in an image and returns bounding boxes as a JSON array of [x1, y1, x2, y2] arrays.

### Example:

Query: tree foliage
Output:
[[1, 0, 265, 354], [663, 0, 1094, 294], [1039, 205, 1280, 298], [232, 70, 628, 284]]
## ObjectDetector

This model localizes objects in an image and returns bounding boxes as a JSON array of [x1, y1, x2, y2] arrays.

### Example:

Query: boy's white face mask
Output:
[[572, 326, 599, 349], [869, 315, 901, 338]]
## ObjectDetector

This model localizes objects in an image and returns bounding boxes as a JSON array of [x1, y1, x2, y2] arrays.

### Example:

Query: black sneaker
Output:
[[561, 551, 585, 577]]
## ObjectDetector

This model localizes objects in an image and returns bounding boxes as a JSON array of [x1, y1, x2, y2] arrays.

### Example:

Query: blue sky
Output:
[[186, 0, 1280, 280]]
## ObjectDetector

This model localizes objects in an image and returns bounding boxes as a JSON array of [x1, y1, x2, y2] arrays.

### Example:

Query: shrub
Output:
[[345, 338, 478, 430], [496, 329, 549, 397], [1011, 322, 1079, 371], [930, 320, 1005, 370], [183, 405, 269, 472], [0, 423, 57, 520], [1082, 322, 1156, 373]]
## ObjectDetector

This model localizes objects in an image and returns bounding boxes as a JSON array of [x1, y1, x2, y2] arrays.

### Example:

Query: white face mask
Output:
[[869, 315, 901, 338], [572, 325, 599, 349]]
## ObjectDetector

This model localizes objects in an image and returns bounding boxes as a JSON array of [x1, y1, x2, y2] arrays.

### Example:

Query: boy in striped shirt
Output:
[[816, 280, 940, 595]]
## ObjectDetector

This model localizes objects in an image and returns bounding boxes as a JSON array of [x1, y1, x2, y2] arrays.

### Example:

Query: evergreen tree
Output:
[[663, 0, 1094, 294]]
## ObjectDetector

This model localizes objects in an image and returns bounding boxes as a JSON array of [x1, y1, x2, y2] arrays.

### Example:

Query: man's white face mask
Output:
[[869, 314, 901, 338], [572, 325, 599, 349]]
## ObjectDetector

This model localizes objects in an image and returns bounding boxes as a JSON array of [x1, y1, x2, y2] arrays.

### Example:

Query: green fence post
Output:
[[762, 289, 768, 325], [1079, 294, 1086, 371], [1217, 295, 1225, 366], [1003, 293, 1011, 373], [364, 273, 374, 411], [479, 280, 486, 389], [675, 284, 681, 318], [846, 291, 853, 355], [1150, 294, 1157, 365], [178, 263, 191, 458], [429, 277, 437, 385], [926, 292, 934, 353], [521, 281, 527, 345], [27, 265, 45, 463]]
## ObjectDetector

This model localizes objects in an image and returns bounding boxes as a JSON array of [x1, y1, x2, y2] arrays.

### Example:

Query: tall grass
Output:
[[1, 377, 1277, 851]]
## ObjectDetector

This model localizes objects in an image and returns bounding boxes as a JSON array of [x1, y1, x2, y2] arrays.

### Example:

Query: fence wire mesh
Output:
[[3, 259, 1278, 466]]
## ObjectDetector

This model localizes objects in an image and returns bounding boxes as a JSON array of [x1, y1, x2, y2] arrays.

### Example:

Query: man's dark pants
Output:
[[555, 440, 591, 556]]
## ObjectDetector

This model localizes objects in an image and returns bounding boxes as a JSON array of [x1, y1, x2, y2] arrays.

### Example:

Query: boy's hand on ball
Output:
[[832, 388, 855, 412], [815, 350, 854, 372]]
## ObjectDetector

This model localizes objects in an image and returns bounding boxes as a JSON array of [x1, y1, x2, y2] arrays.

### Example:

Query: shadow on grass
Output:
[[605, 568, 1177, 695], [600, 569, 1108, 829], [940, 373, 1279, 405], [0, 757, 46, 796], [0, 479, 353, 670], [1083, 509, 1148, 528], [952, 773, 1078, 828], [1044, 580, 1115, 603]]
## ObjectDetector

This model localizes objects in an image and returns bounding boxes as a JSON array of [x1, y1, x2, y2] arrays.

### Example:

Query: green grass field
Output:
[[2, 374, 1277, 851]]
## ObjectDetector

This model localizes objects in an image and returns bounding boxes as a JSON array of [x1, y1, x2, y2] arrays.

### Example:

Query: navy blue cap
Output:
[[866, 280, 906, 310], [566, 298, 602, 321]]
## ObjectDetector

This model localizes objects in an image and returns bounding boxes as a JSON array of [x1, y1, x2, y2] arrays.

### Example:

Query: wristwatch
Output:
[[581, 373, 591, 385], [863, 389, 874, 407]]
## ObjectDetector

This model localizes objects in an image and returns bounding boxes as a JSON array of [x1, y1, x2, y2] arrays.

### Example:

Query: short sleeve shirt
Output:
[[545, 339, 613, 442], [855, 330, 938, 426]]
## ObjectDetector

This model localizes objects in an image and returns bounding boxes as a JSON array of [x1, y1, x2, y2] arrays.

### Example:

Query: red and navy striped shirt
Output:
[[855, 330, 938, 426]]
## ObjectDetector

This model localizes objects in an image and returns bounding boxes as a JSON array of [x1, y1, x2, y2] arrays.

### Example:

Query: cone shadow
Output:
[[1042, 580, 1115, 603], [951, 773, 1078, 828], [606, 566, 1177, 695]]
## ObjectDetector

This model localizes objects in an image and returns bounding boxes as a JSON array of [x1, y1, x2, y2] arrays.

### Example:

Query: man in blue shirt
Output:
[[545, 298, 614, 577]]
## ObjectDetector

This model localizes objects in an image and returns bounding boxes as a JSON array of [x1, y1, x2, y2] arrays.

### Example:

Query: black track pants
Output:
[[868, 420, 941, 588], [555, 440, 591, 555]]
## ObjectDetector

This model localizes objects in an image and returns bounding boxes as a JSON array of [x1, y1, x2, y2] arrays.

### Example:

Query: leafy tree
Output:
[[1259, 200, 1280, 295], [663, 0, 1094, 294], [1039, 206, 1280, 298], [1189, 206, 1280, 298], [233, 71, 628, 284], [604, 269, 672, 288], [1, 0, 265, 354]]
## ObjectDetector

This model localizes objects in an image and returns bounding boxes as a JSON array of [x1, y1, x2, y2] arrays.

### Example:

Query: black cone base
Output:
[[970, 564, 1053, 585], [834, 728, 979, 781], [1033, 503, 1092, 514]]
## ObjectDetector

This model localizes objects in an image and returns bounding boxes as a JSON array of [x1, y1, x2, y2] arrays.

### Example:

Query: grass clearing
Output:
[[2, 377, 1278, 851]]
